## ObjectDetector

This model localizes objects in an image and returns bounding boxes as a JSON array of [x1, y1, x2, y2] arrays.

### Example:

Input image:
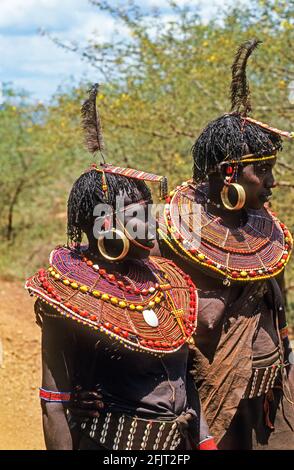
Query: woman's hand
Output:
[[68, 385, 104, 418]]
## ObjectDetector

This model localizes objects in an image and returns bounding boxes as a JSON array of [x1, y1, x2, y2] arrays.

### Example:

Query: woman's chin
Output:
[[128, 248, 150, 260]]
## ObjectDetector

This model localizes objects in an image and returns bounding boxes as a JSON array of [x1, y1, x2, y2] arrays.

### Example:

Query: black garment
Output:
[[74, 324, 197, 420], [37, 300, 200, 444]]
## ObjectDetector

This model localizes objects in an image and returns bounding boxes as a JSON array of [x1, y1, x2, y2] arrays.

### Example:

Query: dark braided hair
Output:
[[67, 169, 152, 245], [192, 113, 283, 182]]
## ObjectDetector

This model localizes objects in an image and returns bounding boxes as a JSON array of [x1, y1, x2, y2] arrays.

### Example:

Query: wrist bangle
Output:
[[197, 436, 218, 450], [280, 326, 289, 340], [39, 387, 72, 402]]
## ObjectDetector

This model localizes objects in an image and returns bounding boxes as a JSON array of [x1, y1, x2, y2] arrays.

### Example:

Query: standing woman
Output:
[[159, 40, 294, 449], [25, 86, 215, 450]]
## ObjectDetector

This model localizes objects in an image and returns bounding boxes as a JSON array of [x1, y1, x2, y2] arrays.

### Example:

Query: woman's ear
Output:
[[102, 215, 112, 231]]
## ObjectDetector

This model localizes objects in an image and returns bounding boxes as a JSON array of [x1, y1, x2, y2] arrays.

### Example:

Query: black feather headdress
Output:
[[230, 39, 262, 116], [81, 83, 105, 162], [80, 84, 168, 199]]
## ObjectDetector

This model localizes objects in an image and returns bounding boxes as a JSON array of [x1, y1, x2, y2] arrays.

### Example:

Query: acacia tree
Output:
[[56, 0, 294, 306], [0, 88, 88, 278]]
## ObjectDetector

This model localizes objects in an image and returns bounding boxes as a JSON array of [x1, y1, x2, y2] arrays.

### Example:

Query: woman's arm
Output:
[[41, 313, 75, 450], [185, 344, 217, 450], [272, 277, 294, 399]]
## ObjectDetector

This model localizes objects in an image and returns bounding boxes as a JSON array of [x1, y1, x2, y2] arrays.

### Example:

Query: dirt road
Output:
[[0, 281, 44, 450]]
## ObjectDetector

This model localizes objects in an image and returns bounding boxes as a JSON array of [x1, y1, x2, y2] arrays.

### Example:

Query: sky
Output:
[[0, 0, 227, 102]]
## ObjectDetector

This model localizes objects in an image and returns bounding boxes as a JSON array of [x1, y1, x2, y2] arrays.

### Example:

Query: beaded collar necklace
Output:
[[159, 181, 292, 286], [26, 246, 198, 355], [79, 250, 171, 297]]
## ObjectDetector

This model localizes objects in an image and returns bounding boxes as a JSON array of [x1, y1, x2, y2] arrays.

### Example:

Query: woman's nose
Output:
[[266, 172, 276, 189]]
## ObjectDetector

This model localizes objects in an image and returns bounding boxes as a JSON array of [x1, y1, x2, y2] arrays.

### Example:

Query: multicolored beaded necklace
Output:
[[80, 252, 171, 297], [26, 246, 198, 356], [159, 181, 292, 285]]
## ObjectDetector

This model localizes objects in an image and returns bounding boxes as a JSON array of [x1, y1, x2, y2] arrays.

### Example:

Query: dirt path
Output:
[[0, 281, 44, 450]]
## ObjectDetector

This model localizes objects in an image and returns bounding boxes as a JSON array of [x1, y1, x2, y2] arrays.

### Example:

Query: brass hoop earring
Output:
[[98, 228, 130, 261], [220, 183, 246, 211]]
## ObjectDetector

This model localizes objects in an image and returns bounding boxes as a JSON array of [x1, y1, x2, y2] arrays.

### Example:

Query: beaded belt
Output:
[[243, 347, 284, 399], [80, 411, 184, 450]]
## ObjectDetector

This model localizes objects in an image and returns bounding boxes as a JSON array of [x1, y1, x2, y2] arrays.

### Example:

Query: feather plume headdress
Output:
[[230, 39, 293, 144], [230, 38, 261, 116], [81, 83, 105, 162], [80, 84, 168, 199], [192, 40, 293, 181]]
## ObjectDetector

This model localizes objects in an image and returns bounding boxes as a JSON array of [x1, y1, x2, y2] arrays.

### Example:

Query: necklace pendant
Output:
[[143, 309, 159, 327]]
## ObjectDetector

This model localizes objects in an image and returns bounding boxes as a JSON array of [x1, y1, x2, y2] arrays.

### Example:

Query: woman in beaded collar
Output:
[[25, 86, 216, 451], [159, 40, 294, 449]]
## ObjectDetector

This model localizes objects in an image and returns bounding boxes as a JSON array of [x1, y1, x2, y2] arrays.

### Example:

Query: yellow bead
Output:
[[71, 282, 79, 289], [136, 305, 144, 311], [280, 259, 286, 264], [155, 297, 161, 303], [63, 279, 70, 286], [79, 285, 88, 293], [148, 301, 155, 308], [101, 293, 109, 301], [240, 271, 247, 277], [48, 267, 53, 272], [119, 301, 127, 308], [110, 297, 118, 304], [54, 273, 60, 280], [51, 271, 56, 276], [92, 290, 101, 297], [197, 253, 205, 261], [285, 237, 290, 242], [129, 304, 136, 310]]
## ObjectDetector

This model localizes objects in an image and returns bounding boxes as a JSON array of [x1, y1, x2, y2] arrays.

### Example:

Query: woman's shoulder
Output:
[[34, 297, 68, 327]]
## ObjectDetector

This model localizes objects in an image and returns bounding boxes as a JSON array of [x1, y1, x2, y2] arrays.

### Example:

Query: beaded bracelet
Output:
[[280, 325, 289, 340], [39, 387, 72, 402], [197, 436, 218, 450]]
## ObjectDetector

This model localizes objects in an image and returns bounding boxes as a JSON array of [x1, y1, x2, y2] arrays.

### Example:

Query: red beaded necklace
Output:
[[26, 246, 198, 355], [80, 253, 172, 296], [159, 181, 292, 285]]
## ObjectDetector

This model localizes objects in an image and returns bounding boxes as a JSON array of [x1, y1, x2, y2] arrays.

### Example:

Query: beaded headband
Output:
[[90, 162, 168, 200], [225, 154, 277, 165], [243, 117, 294, 140], [226, 117, 294, 165], [226, 40, 293, 166], [82, 85, 168, 200]]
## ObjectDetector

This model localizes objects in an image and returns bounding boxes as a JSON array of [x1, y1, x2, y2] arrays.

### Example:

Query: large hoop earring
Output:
[[220, 183, 246, 211], [98, 228, 130, 261]]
